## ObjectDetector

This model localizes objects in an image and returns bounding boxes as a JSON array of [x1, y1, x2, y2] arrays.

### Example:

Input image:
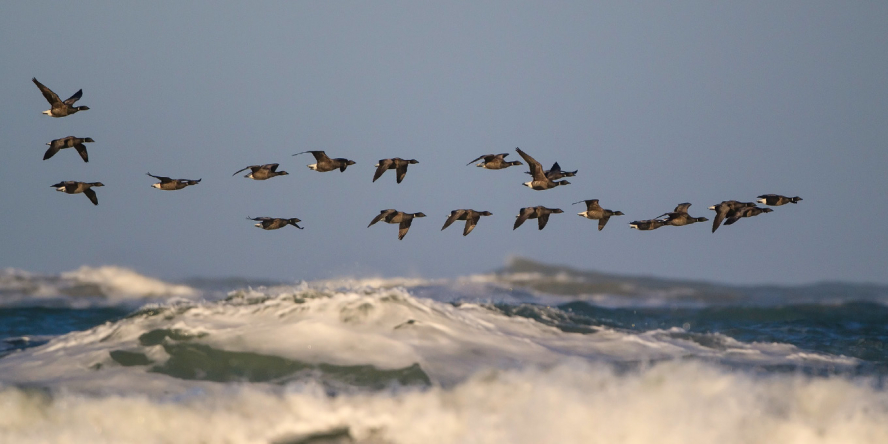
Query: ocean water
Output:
[[1, 260, 887, 443]]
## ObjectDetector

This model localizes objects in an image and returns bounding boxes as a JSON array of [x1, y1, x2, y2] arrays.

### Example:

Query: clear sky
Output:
[[2, 2, 886, 285]]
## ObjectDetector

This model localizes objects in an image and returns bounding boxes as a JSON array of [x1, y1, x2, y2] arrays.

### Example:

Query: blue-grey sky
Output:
[[2, 2, 886, 285]]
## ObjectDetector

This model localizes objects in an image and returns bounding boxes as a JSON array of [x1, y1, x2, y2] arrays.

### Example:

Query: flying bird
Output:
[[515, 147, 571, 190], [33, 78, 89, 117], [147, 173, 201, 190], [629, 219, 666, 231], [44, 136, 94, 162], [51, 181, 103, 206], [466, 153, 524, 170], [441, 209, 493, 236], [573, 199, 624, 231], [709, 201, 756, 233], [513, 206, 563, 230], [656, 203, 709, 227], [525, 162, 577, 180], [367, 209, 426, 240], [232, 164, 289, 180], [723, 206, 773, 226], [757, 194, 802, 206], [373, 158, 418, 183], [293, 151, 356, 172], [247, 217, 303, 230]]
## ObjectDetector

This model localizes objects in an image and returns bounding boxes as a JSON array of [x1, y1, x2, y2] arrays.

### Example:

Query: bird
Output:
[[373, 158, 418, 183], [441, 209, 493, 236], [32, 78, 89, 117], [367, 209, 426, 240], [708, 200, 756, 233], [525, 162, 577, 180], [724, 206, 773, 226], [515, 147, 571, 190], [656, 203, 709, 227], [44, 136, 94, 162], [629, 219, 666, 231], [247, 217, 303, 230], [573, 199, 624, 231], [147, 173, 201, 190], [513, 206, 563, 230], [51, 181, 103, 206], [757, 194, 802, 206], [292, 151, 356, 172], [232, 164, 289, 180], [466, 153, 524, 170]]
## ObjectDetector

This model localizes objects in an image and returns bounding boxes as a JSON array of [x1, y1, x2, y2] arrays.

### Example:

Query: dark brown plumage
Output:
[[441, 209, 493, 236], [373, 158, 418, 183], [293, 151, 356, 172], [573, 199, 624, 231], [44, 136, 94, 162], [513, 206, 563, 230], [33, 78, 89, 117], [51, 181, 103, 206]]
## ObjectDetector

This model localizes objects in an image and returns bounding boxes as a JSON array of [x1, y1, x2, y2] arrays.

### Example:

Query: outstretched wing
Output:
[[549, 162, 562, 173], [32, 78, 61, 105], [43, 143, 61, 160], [465, 154, 490, 166], [464, 213, 481, 236], [598, 216, 610, 231], [673, 203, 692, 213], [74, 144, 89, 162], [373, 159, 392, 182], [396, 163, 409, 183], [264, 163, 280, 172], [232, 165, 257, 176], [83, 188, 98, 206], [442, 210, 464, 231], [368, 209, 395, 227], [63, 89, 83, 105], [537, 212, 551, 230], [398, 218, 414, 240], [515, 147, 544, 180], [513, 207, 534, 230], [147, 173, 174, 183]]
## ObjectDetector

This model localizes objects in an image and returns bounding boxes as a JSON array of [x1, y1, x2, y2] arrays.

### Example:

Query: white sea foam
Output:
[[1, 361, 887, 444], [0, 266, 200, 307]]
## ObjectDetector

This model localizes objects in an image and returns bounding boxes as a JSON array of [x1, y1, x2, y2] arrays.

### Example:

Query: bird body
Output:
[[657, 203, 708, 227], [724, 206, 773, 226], [368, 209, 426, 239], [629, 219, 666, 231], [44, 136, 94, 162], [33, 78, 89, 117], [708, 200, 756, 233]]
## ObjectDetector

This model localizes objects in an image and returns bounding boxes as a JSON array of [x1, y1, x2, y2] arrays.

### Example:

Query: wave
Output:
[[2, 360, 886, 443], [0, 266, 201, 307]]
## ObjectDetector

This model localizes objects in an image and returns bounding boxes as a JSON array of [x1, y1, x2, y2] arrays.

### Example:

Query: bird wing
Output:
[[549, 162, 562, 173], [537, 211, 551, 230], [74, 144, 89, 162], [442, 210, 464, 231], [712, 206, 728, 233], [466, 155, 489, 166], [43, 144, 61, 160], [673, 203, 692, 213], [83, 188, 98, 206], [63, 89, 83, 105], [515, 148, 544, 180], [368, 209, 395, 227], [396, 162, 409, 183], [147, 173, 174, 183], [264, 163, 280, 172], [514, 207, 533, 230], [232, 166, 257, 176], [464, 213, 481, 236], [598, 216, 610, 231], [373, 159, 392, 182], [398, 217, 414, 240], [32, 78, 61, 105]]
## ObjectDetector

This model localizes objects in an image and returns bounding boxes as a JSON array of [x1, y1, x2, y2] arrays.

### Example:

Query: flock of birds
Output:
[[34, 77, 803, 239]]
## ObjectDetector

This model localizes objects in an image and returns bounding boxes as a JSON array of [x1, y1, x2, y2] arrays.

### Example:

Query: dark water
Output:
[[0, 307, 130, 357]]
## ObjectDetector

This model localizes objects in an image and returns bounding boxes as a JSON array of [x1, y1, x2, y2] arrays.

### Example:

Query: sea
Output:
[[2, 257, 887, 444]]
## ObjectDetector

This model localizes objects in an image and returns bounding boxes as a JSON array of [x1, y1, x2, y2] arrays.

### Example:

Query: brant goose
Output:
[[724, 206, 773, 226], [466, 153, 523, 170], [147, 173, 201, 190], [757, 194, 802, 206], [708, 200, 756, 233], [367, 209, 426, 240], [525, 162, 577, 180], [232, 164, 289, 180], [515, 148, 571, 190], [573, 199, 624, 231], [33, 78, 89, 117], [44, 136, 93, 162], [247, 217, 303, 230], [657, 203, 708, 227], [513, 206, 563, 230], [51, 181, 103, 206], [293, 151, 356, 172], [629, 219, 666, 231], [373, 158, 418, 183], [441, 209, 493, 236]]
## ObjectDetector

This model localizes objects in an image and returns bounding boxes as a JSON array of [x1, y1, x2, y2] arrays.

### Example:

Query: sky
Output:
[[2, 2, 887, 285]]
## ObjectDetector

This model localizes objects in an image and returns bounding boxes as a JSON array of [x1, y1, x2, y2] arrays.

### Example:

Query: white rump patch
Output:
[[56, 187, 66, 192], [757, 198, 766, 204], [308, 164, 318, 170], [151, 184, 161, 189]]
